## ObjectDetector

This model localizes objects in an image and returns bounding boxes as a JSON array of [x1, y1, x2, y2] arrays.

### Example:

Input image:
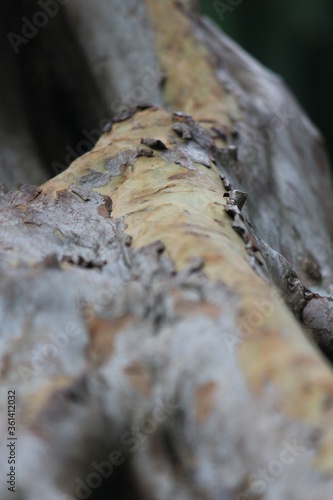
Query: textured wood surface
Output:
[[1, 1, 333, 499]]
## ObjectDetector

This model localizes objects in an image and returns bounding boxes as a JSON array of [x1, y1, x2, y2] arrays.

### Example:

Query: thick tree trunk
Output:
[[1, 1, 333, 499]]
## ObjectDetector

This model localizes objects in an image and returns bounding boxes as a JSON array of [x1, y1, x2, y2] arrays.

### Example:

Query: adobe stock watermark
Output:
[[214, 104, 299, 177], [7, 0, 71, 54], [17, 320, 84, 384], [62, 397, 179, 500], [51, 65, 160, 175], [240, 104, 299, 163], [213, 0, 243, 23], [237, 437, 306, 499], [224, 287, 283, 353], [16, 285, 117, 384]]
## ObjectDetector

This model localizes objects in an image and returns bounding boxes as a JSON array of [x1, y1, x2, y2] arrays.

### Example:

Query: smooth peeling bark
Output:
[[141, 0, 333, 358], [144, 0, 240, 127], [45, 108, 333, 464], [59, 0, 333, 287], [143, 0, 333, 291], [1, 108, 333, 498], [1, 1, 333, 498]]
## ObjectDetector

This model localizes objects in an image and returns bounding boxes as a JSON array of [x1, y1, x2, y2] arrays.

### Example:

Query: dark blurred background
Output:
[[2, 0, 333, 185], [199, 0, 333, 163]]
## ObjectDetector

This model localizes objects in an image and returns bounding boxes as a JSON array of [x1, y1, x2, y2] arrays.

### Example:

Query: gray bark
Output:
[[1, 1, 333, 499]]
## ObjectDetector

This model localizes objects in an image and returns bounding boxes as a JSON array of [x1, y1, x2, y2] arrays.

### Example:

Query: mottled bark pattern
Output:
[[1, 1, 333, 499]]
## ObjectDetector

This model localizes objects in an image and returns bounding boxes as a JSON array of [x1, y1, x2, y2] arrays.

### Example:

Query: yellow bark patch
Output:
[[144, 0, 240, 127], [43, 107, 333, 473]]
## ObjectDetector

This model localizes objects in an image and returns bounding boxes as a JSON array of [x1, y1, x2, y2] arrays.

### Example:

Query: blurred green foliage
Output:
[[199, 0, 333, 162]]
